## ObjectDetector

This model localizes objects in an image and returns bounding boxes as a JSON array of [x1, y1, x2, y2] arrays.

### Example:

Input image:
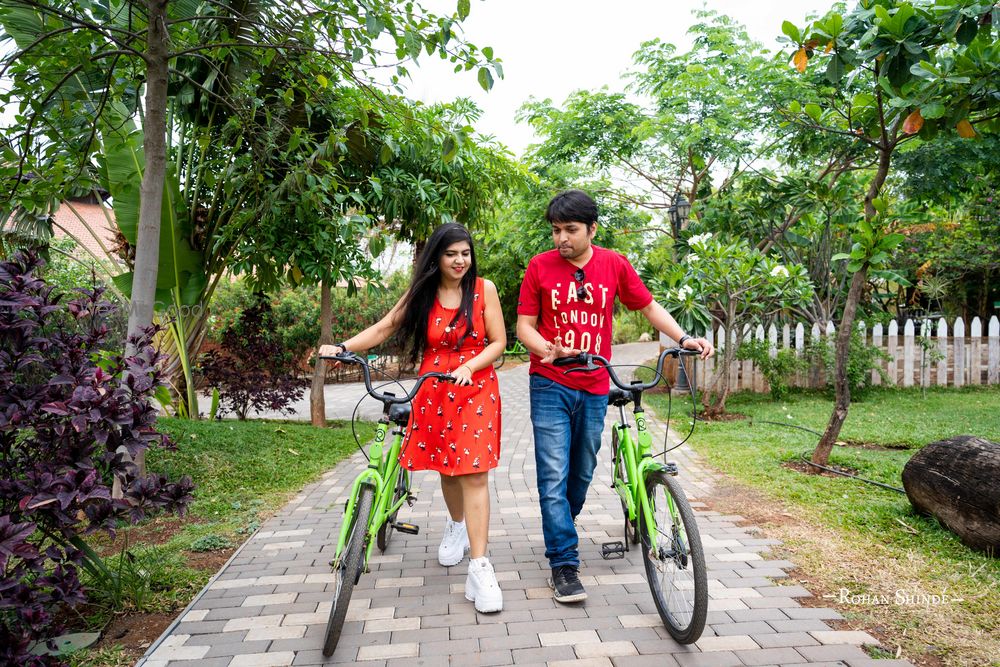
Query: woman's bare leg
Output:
[[459, 471, 490, 559], [440, 473, 464, 522]]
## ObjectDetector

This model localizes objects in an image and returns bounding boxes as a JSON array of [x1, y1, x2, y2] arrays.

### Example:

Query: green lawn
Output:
[[645, 384, 1000, 664], [151, 417, 372, 538]]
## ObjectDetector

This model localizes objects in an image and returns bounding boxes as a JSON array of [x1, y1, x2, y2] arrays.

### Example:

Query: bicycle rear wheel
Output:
[[640, 470, 707, 644], [611, 429, 639, 545], [323, 485, 373, 657], [377, 469, 408, 552]]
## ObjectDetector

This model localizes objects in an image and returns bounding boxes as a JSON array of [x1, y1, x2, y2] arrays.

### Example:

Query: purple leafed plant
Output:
[[198, 296, 306, 420], [0, 251, 194, 665]]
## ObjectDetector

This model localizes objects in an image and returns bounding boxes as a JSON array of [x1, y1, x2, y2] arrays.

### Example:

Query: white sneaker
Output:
[[465, 557, 503, 613], [437, 518, 469, 566]]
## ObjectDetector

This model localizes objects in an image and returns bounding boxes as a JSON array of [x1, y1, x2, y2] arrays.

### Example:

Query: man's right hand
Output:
[[539, 336, 581, 364]]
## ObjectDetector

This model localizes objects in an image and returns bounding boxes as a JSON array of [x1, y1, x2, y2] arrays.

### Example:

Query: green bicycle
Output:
[[494, 337, 529, 369], [554, 347, 708, 644], [317, 352, 454, 657]]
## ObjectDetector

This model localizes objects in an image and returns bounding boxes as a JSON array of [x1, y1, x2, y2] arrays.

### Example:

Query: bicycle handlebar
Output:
[[319, 352, 454, 405], [553, 347, 699, 392]]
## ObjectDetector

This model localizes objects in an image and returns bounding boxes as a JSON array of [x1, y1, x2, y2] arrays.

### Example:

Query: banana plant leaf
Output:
[[100, 103, 206, 308]]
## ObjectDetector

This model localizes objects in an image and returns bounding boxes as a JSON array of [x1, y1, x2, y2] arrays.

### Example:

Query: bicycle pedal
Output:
[[601, 541, 626, 560], [392, 522, 420, 535]]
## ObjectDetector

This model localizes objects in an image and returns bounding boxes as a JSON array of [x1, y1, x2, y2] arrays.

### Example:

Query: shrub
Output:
[[736, 338, 805, 400], [805, 329, 890, 397], [198, 296, 306, 419], [207, 275, 409, 369], [0, 252, 193, 666], [611, 308, 654, 344]]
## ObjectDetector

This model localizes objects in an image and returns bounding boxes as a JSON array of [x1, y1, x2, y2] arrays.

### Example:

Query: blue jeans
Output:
[[529, 374, 609, 569]]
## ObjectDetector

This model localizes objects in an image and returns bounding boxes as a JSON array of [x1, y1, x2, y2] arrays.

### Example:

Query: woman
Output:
[[319, 223, 506, 613]]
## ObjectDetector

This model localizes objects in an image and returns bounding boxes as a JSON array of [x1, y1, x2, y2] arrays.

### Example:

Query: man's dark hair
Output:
[[545, 189, 598, 227]]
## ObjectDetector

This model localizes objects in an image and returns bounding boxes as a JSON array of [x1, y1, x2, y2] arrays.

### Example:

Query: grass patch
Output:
[[645, 382, 1000, 666], [74, 418, 368, 665], [152, 418, 371, 533]]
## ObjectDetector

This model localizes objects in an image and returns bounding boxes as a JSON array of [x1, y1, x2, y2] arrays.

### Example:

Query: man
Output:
[[516, 189, 713, 603]]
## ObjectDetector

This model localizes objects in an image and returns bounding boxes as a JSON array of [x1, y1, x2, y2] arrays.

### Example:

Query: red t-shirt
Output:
[[517, 245, 653, 394]]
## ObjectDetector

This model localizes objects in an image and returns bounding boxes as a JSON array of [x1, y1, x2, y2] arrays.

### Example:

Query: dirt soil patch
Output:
[[839, 440, 915, 451], [185, 546, 238, 571], [694, 411, 747, 422], [698, 476, 993, 667], [92, 515, 204, 557], [91, 611, 176, 662], [781, 459, 861, 478]]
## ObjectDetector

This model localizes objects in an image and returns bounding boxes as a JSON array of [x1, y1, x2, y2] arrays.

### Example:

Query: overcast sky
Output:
[[390, 0, 834, 156]]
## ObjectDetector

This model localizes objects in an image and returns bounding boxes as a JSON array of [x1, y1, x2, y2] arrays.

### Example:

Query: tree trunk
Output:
[[310, 278, 333, 426], [812, 141, 893, 467], [902, 435, 1000, 554], [811, 269, 866, 466], [703, 306, 736, 417], [118, 0, 170, 487], [126, 0, 169, 357]]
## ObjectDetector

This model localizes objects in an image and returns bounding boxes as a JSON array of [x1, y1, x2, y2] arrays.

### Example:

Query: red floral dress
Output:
[[402, 277, 501, 476]]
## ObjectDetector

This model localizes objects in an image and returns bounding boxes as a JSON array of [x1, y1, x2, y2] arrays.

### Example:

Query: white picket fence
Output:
[[668, 316, 1000, 392]]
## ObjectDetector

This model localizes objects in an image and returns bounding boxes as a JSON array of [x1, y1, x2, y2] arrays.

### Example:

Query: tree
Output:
[[781, 0, 1000, 467], [675, 233, 813, 415], [518, 11, 804, 228], [478, 161, 651, 328], [0, 0, 503, 360]]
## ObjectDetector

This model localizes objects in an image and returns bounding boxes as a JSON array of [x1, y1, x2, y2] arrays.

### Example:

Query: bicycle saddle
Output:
[[388, 403, 411, 425]]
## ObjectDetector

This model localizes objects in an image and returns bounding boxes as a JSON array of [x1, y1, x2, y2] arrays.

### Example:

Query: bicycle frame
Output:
[[331, 418, 411, 569], [611, 404, 673, 554]]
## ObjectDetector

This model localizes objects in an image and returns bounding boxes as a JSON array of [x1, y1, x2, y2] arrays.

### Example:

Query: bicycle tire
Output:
[[376, 469, 407, 552], [640, 470, 707, 644], [322, 485, 373, 657], [611, 429, 639, 545]]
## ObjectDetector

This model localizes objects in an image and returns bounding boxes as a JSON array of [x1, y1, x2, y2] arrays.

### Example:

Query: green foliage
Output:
[[736, 339, 805, 400], [679, 232, 813, 412], [519, 11, 805, 216], [645, 262, 713, 337], [80, 544, 202, 615], [611, 309, 654, 344], [207, 275, 408, 362], [189, 534, 232, 552], [805, 330, 891, 397], [478, 163, 650, 328]]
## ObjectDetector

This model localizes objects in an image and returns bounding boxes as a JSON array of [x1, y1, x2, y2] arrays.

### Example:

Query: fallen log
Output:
[[901, 435, 1000, 555]]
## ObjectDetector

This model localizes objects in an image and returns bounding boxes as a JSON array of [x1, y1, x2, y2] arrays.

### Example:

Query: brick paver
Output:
[[138, 343, 907, 666]]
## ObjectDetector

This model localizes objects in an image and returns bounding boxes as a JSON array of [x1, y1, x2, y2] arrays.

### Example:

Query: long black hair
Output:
[[396, 223, 478, 365]]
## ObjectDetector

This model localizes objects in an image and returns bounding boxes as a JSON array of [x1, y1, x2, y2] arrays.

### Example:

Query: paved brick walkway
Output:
[[139, 343, 910, 667]]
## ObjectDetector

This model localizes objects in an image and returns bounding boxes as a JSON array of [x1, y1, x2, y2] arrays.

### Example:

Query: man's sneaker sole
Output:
[[547, 577, 587, 603]]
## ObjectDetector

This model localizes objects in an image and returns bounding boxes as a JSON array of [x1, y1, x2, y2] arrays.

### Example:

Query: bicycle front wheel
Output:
[[640, 470, 707, 644], [323, 484, 373, 657]]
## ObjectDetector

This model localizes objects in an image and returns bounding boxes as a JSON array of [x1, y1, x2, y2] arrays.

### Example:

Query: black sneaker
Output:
[[548, 565, 587, 603]]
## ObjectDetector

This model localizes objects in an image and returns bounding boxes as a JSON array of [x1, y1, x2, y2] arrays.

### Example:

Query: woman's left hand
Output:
[[451, 365, 474, 386]]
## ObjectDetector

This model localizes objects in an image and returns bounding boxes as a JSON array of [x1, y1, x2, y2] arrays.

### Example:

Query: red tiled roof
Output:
[[50, 201, 118, 260]]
